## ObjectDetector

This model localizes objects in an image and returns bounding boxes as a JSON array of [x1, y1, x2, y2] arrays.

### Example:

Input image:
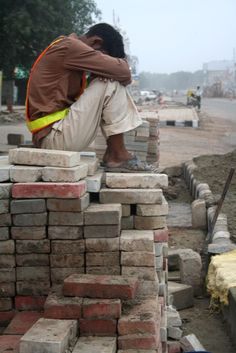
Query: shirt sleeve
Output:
[[63, 37, 131, 84]]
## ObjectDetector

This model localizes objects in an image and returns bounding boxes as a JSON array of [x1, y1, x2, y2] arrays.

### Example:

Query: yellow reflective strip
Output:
[[27, 108, 69, 132]]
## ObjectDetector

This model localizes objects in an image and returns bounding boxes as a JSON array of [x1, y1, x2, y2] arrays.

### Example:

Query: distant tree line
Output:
[[139, 70, 204, 91], [0, 0, 101, 79]]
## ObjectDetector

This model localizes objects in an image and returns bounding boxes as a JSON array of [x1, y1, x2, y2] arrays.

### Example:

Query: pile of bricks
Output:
[[0, 147, 174, 353]]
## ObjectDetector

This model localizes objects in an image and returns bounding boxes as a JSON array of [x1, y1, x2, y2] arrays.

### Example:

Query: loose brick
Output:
[[86, 172, 103, 192], [42, 164, 88, 182], [16, 240, 50, 254], [118, 334, 160, 350], [137, 197, 168, 216], [63, 274, 138, 299], [4, 311, 42, 334], [0, 240, 15, 254], [44, 290, 83, 319], [0, 255, 15, 268], [86, 267, 120, 275], [9, 147, 81, 167], [13, 213, 47, 226], [0, 199, 9, 214], [0, 213, 11, 226], [17, 281, 50, 296], [47, 194, 89, 211], [50, 254, 84, 268], [84, 203, 121, 225], [134, 216, 166, 230], [100, 189, 163, 204], [82, 298, 121, 319], [0, 269, 16, 282], [118, 298, 159, 336], [11, 226, 46, 240], [84, 224, 120, 238], [51, 240, 85, 254], [0, 335, 21, 353], [0, 227, 9, 240], [51, 268, 85, 283], [15, 296, 46, 311], [120, 230, 154, 252], [19, 318, 78, 353], [10, 166, 42, 182], [121, 252, 155, 267], [49, 211, 83, 226], [0, 298, 12, 311], [73, 336, 116, 353], [122, 267, 157, 281], [106, 173, 168, 189], [16, 267, 50, 281], [12, 181, 86, 199], [48, 226, 83, 240], [86, 252, 120, 267], [0, 183, 12, 199], [0, 282, 15, 297], [85, 238, 120, 252], [154, 229, 169, 243], [80, 319, 117, 336], [11, 199, 46, 214]]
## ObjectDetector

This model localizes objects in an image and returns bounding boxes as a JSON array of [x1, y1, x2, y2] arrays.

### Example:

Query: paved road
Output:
[[201, 98, 236, 123]]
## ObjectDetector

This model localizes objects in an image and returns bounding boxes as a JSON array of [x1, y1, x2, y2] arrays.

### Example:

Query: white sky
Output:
[[95, 0, 236, 73]]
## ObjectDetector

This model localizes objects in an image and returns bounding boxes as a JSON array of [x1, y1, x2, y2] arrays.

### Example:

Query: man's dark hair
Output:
[[86, 23, 126, 58]]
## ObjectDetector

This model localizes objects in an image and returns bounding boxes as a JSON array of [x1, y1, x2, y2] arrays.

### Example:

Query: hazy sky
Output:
[[95, 0, 236, 73]]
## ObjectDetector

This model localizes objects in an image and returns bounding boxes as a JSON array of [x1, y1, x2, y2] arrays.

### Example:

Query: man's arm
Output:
[[64, 37, 131, 85]]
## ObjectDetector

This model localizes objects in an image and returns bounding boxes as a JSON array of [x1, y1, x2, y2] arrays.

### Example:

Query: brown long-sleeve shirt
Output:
[[28, 33, 131, 146]]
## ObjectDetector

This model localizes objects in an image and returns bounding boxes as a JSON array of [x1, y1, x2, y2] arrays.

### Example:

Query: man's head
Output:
[[82, 23, 126, 59]]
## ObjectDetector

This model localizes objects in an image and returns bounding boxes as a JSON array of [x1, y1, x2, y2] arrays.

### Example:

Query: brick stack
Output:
[[104, 173, 168, 231], [139, 111, 160, 165]]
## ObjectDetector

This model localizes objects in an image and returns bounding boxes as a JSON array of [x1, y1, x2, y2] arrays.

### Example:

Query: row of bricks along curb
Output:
[[0, 147, 171, 353], [183, 160, 236, 254]]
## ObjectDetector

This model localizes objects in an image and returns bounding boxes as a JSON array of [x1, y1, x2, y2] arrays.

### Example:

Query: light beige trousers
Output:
[[41, 79, 142, 151]]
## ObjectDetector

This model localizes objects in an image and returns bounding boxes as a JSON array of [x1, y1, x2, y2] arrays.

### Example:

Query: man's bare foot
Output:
[[103, 133, 133, 167]]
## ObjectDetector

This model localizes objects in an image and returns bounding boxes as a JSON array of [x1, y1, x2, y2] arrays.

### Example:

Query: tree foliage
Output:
[[139, 70, 204, 91], [0, 0, 101, 78]]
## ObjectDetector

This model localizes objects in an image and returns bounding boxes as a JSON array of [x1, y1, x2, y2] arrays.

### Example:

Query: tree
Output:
[[0, 0, 101, 79]]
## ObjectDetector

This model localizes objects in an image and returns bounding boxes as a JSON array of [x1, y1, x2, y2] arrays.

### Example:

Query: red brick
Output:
[[82, 299, 121, 319], [44, 292, 82, 319], [0, 311, 15, 326], [63, 274, 138, 300], [4, 311, 42, 335], [79, 319, 117, 336], [15, 296, 46, 311], [12, 181, 86, 199], [168, 341, 181, 353], [118, 333, 159, 350], [118, 298, 159, 336], [0, 335, 22, 353], [154, 229, 169, 243]]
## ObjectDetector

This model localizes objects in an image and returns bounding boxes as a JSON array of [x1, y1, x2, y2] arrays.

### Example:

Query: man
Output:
[[195, 86, 202, 111], [26, 23, 153, 172]]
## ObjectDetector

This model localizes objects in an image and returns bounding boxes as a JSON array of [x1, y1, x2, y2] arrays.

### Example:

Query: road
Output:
[[201, 98, 236, 123]]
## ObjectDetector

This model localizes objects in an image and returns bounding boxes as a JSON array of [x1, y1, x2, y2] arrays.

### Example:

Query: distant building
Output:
[[203, 60, 235, 89]]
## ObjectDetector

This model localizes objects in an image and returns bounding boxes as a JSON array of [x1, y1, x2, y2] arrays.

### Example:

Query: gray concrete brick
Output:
[[17, 281, 50, 296], [49, 212, 83, 226], [86, 172, 103, 192], [11, 199, 46, 214], [51, 240, 85, 254], [0, 214, 11, 226], [9, 147, 81, 167], [0, 165, 11, 182], [16, 240, 50, 254], [86, 266, 120, 275], [84, 203, 121, 225], [48, 226, 83, 240], [85, 238, 119, 252], [86, 252, 120, 267], [0, 200, 9, 214], [105, 172, 168, 189], [11, 226, 46, 240], [42, 164, 88, 182], [16, 267, 50, 281], [0, 227, 9, 240], [50, 254, 84, 268], [73, 337, 116, 353], [47, 194, 89, 212], [134, 216, 166, 230], [0, 282, 15, 297], [122, 266, 157, 281], [16, 254, 49, 267], [100, 189, 163, 204], [84, 224, 120, 238], [120, 230, 154, 252], [10, 166, 42, 182], [51, 268, 85, 283], [137, 196, 168, 216], [0, 240, 15, 254], [121, 216, 134, 230], [0, 297, 13, 311], [0, 183, 12, 199], [13, 213, 47, 227], [0, 255, 15, 268], [122, 205, 131, 217], [19, 318, 78, 353], [0, 268, 16, 282], [121, 251, 155, 267]]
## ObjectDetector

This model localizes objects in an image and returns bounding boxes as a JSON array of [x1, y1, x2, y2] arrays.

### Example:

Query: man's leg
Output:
[[41, 79, 142, 167]]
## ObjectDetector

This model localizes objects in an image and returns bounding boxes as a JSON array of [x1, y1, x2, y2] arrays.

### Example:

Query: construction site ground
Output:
[[0, 97, 236, 352]]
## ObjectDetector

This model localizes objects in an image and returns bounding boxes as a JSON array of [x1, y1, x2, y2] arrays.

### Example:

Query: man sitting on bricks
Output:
[[26, 23, 155, 172]]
